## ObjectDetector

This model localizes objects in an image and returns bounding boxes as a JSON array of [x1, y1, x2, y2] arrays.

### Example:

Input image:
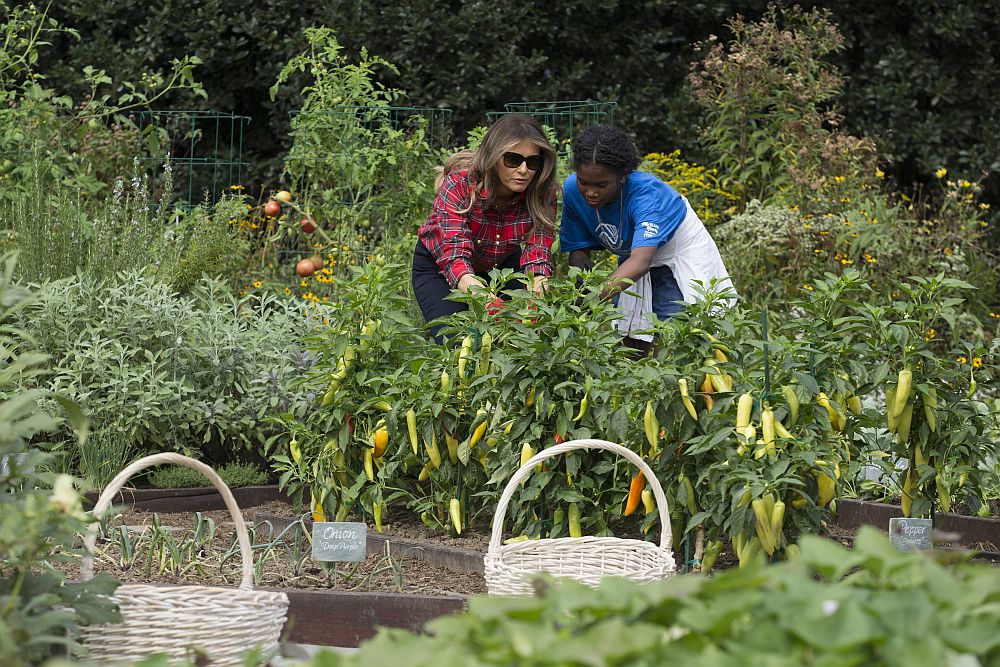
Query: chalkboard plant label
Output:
[[889, 517, 933, 551], [312, 522, 367, 562]]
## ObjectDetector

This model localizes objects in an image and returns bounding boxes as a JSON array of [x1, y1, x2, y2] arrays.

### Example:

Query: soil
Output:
[[57, 499, 488, 596], [57, 498, 998, 597]]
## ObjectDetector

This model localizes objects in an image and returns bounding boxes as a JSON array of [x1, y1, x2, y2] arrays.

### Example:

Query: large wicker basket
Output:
[[484, 439, 676, 596], [80, 453, 289, 665]]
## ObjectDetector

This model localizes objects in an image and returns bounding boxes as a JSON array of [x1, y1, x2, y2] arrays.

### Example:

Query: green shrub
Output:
[[0, 252, 120, 665], [307, 528, 1000, 666], [159, 193, 253, 294], [18, 273, 318, 463], [0, 1, 204, 205], [148, 461, 270, 489], [689, 5, 878, 213]]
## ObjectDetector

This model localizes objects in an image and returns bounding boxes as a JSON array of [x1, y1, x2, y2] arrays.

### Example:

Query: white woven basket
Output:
[[484, 439, 676, 596], [79, 453, 289, 666]]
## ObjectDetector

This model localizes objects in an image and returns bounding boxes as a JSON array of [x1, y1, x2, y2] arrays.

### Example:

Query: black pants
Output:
[[411, 241, 522, 342]]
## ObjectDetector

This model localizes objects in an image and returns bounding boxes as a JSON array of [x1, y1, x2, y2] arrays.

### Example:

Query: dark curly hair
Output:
[[571, 125, 640, 173]]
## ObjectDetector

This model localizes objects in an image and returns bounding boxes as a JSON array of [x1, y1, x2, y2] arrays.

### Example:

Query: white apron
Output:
[[615, 198, 734, 341]]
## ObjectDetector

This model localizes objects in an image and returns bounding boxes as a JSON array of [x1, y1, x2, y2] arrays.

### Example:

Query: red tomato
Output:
[[263, 200, 281, 217], [300, 218, 316, 234], [295, 259, 315, 277]]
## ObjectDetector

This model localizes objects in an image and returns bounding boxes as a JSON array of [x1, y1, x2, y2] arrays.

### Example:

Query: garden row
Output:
[[272, 259, 998, 566]]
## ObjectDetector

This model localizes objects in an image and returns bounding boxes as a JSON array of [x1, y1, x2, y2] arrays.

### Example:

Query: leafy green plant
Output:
[[272, 254, 997, 568], [77, 427, 135, 490], [689, 4, 877, 212], [0, 1, 205, 203], [159, 192, 254, 294], [0, 251, 120, 665], [18, 273, 318, 461], [263, 25, 440, 278], [148, 462, 269, 489], [305, 528, 1000, 666]]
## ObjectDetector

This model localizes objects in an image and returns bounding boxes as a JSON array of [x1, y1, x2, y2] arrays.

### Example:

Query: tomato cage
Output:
[[278, 105, 452, 273], [486, 100, 618, 157], [283, 105, 452, 201], [133, 110, 251, 209]]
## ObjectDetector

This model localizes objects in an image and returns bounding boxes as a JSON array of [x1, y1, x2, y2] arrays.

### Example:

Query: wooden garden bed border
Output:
[[277, 587, 467, 646], [83, 484, 293, 513], [835, 498, 1000, 546]]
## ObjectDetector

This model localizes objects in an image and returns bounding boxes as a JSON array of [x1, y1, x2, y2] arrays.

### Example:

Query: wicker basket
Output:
[[484, 439, 676, 596], [79, 453, 289, 666]]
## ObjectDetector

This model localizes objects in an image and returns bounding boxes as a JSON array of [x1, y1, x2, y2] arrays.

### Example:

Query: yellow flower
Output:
[[943, 247, 953, 256], [990, 312, 1000, 319], [802, 284, 814, 291], [300, 279, 308, 287], [840, 258, 854, 265], [960, 180, 972, 188], [980, 203, 991, 211], [935, 168, 947, 179], [956, 356, 968, 364], [875, 168, 885, 179], [972, 357, 983, 368], [252, 280, 262, 289], [284, 287, 292, 296], [924, 328, 936, 341]]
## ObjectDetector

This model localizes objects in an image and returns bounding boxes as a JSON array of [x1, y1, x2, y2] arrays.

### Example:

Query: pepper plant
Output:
[[269, 259, 998, 569]]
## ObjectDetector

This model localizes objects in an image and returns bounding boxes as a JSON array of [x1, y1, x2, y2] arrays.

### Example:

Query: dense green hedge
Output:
[[33, 0, 1000, 233]]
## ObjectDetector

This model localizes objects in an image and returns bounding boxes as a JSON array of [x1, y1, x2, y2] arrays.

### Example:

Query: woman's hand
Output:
[[568, 250, 595, 271], [530, 275, 549, 294], [457, 273, 486, 293]]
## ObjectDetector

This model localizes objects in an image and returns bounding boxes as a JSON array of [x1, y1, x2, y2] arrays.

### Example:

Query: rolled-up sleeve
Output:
[[420, 173, 475, 287]]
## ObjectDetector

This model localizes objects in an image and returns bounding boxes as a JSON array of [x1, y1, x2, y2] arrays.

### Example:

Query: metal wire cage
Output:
[[133, 110, 251, 208], [283, 105, 452, 199], [486, 100, 618, 156]]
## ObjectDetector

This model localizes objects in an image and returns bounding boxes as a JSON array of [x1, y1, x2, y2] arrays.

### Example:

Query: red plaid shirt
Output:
[[418, 170, 555, 288]]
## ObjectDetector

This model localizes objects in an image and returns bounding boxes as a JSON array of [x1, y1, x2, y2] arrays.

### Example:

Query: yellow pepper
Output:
[[405, 409, 419, 454], [449, 498, 462, 535]]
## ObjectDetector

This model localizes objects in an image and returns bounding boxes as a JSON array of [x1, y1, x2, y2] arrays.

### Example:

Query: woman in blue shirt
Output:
[[561, 125, 733, 344]]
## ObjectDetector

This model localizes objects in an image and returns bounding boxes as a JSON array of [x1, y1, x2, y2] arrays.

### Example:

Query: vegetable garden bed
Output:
[[836, 497, 1000, 548]]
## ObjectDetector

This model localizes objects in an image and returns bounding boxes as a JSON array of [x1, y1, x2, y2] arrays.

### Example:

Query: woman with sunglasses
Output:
[[560, 125, 732, 346], [413, 113, 558, 341]]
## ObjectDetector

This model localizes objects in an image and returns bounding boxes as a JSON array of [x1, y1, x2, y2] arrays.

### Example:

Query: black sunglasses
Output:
[[502, 151, 544, 171]]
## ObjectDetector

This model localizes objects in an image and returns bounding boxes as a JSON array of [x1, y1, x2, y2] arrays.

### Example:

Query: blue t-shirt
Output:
[[560, 171, 686, 257]]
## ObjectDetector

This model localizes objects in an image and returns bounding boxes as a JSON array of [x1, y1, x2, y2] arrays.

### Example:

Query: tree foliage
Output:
[[28, 0, 1000, 226]]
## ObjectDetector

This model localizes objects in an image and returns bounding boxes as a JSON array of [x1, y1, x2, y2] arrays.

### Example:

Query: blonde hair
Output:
[[435, 114, 558, 233]]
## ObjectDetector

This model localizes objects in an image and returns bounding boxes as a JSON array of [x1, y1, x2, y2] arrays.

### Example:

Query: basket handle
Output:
[[81, 453, 256, 591], [489, 439, 672, 552]]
